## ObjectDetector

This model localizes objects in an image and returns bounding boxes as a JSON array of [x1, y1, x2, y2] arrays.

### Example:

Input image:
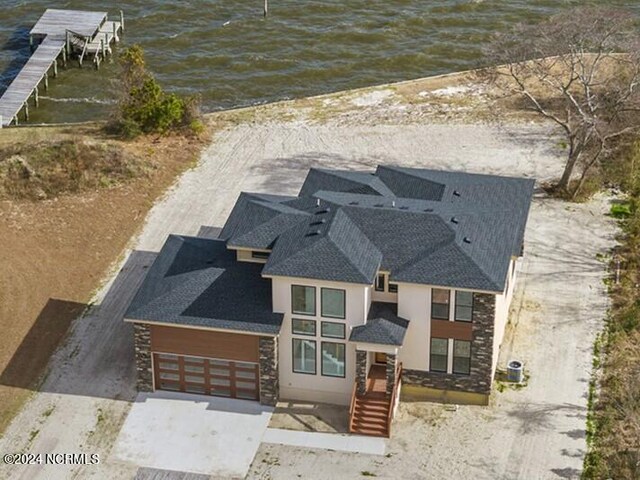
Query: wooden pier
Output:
[[0, 9, 124, 128]]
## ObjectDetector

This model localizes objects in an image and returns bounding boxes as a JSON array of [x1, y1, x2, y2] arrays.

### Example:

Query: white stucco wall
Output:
[[492, 258, 519, 374], [397, 283, 432, 371], [270, 276, 368, 405]]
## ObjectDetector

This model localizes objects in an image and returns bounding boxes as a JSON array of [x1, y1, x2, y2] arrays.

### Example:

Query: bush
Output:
[[110, 45, 202, 138]]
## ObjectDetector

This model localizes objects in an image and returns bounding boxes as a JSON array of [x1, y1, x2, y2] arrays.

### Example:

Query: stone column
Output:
[[385, 353, 397, 396], [356, 350, 367, 395], [133, 323, 153, 392], [259, 336, 279, 406]]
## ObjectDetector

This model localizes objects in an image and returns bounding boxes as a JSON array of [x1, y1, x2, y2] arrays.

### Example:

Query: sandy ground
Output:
[[0, 83, 616, 480]]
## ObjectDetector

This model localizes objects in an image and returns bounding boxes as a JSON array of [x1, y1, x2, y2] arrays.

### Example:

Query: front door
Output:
[[374, 352, 387, 364]]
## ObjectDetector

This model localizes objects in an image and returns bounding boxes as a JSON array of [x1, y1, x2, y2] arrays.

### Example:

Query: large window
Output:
[[321, 288, 345, 319], [321, 321, 345, 339], [292, 285, 316, 316], [453, 340, 471, 375], [430, 338, 448, 372], [292, 318, 316, 336], [431, 289, 450, 320], [292, 339, 316, 374], [321, 342, 345, 377], [455, 291, 473, 322]]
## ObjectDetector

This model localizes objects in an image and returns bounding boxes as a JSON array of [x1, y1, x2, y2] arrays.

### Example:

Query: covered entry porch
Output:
[[348, 302, 408, 437]]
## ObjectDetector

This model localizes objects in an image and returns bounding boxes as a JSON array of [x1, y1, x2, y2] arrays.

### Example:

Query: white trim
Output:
[[124, 318, 279, 337], [351, 342, 398, 354], [446, 339, 454, 374]]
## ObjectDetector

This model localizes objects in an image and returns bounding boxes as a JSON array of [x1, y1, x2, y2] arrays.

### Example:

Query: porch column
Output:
[[356, 350, 367, 395], [386, 353, 397, 396]]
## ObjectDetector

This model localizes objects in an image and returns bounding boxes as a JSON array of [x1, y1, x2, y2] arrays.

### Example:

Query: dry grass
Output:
[[0, 139, 150, 200]]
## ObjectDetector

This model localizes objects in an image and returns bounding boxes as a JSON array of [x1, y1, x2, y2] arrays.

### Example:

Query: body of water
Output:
[[0, 1, 638, 123]]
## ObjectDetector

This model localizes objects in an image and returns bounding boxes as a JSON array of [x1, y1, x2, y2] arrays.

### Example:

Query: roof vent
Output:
[[349, 201, 359, 206], [310, 219, 326, 226], [453, 190, 461, 197], [374, 203, 384, 207], [399, 206, 409, 210], [316, 198, 321, 207], [306, 229, 321, 237], [392, 201, 396, 207], [463, 237, 472, 244], [424, 208, 434, 212], [315, 207, 330, 214], [450, 216, 459, 224]]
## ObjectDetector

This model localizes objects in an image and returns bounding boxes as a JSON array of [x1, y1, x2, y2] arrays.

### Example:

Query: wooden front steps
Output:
[[350, 392, 390, 437]]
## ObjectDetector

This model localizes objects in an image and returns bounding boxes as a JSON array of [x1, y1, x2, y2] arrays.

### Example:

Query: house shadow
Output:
[[0, 249, 159, 401]]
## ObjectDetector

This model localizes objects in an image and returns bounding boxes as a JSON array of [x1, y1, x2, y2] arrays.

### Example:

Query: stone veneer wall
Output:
[[356, 350, 367, 395], [385, 353, 397, 395], [133, 323, 153, 392], [259, 336, 279, 406], [402, 293, 496, 395]]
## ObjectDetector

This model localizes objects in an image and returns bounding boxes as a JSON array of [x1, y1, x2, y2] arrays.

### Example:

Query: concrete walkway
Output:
[[262, 428, 386, 455]]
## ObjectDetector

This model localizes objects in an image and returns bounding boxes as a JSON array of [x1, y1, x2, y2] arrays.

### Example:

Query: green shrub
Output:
[[610, 202, 632, 219], [110, 45, 202, 138]]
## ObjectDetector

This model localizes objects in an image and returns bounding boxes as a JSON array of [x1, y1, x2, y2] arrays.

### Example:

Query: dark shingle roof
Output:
[[220, 165, 535, 291], [125, 235, 283, 334], [349, 302, 409, 346]]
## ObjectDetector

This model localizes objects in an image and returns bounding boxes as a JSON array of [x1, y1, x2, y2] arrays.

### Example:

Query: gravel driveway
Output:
[[0, 96, 616, 479]]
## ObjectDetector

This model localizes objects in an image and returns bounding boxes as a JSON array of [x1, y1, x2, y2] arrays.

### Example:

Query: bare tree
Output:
[[482, 7, 640, 197]]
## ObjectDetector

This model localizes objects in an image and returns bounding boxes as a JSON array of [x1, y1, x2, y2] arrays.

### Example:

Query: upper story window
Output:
[[388, 282, 398, 293], [454, 291, 473, 322], [321, 288, 345, 319], [431, 288, 450, 320], [292, 285, 316, 316], [375, 274, 385, 292], [251, 251, 270, 260]]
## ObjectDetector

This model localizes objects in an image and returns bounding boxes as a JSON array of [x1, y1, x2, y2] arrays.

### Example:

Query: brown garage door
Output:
[[153, 353, 259, 400]]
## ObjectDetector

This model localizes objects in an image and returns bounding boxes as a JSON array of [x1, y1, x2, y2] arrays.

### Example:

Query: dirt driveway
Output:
[[0, 92, 615, 479]]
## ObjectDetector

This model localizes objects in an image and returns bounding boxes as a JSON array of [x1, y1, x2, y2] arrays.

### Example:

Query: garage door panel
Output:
[[150, 326, 259, 363], [153, 353, 259, 400]]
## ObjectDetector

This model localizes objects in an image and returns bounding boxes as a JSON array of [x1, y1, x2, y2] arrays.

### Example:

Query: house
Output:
[[124, 165, 534, 437]]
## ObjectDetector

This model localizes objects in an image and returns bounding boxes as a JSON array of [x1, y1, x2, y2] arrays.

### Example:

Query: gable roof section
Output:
[[126, 235, 283, 334], [262, 207, 382, 284], [300, 168, 396, 197], [349, 302, 409, 346]]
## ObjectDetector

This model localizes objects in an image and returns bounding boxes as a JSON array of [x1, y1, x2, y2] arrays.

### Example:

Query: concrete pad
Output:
[[262, 428, 386, 455], [112, 392, 273, 478]]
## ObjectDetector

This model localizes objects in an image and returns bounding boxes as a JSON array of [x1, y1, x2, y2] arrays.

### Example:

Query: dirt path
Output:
[[0, 83, 615, 479]]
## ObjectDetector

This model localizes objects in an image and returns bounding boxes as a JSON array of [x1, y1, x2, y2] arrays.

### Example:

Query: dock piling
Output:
[[34, 87, 39, 107], [44, 73, 48, 91], [120, 10, 125, 32]]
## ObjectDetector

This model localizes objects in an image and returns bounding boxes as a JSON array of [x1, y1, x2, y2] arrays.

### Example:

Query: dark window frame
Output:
[[431, 288, 451, 320], [292, 318, 316, 336], [430, 337, 448, 373], [320, 287, 346, 319], [454, 291, 474, 323], [292, 338, 317, 375], [291, 285, 316, 316], [321, 321, 346, 339], [452, 339, 472, 375], [251, 250, 270, 260], [388, 282, 398, 293], [375, 274, 385, 292], [320, 341, 346, 378]]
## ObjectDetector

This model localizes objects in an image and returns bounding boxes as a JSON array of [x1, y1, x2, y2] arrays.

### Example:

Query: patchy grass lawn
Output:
[[0, 124, 208, 435]]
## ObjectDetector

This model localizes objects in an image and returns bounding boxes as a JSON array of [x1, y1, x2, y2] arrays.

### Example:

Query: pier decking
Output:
[[0, 9, 123, 127]]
